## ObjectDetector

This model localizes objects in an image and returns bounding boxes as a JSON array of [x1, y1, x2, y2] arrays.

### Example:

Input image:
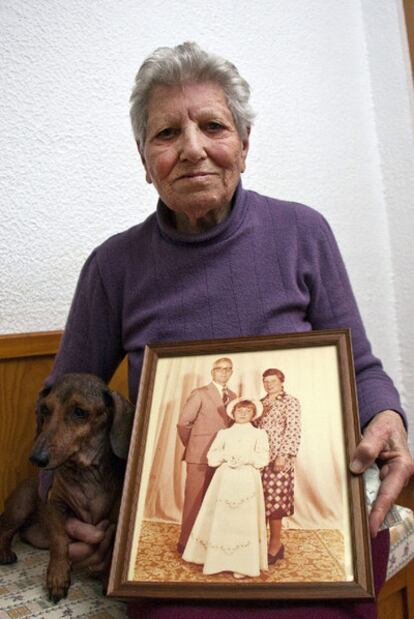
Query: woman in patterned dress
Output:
[[257, 368, 301, 564]]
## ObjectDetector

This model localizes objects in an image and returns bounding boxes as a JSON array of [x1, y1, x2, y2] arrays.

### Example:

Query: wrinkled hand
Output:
[[65, 518, 116, 575], [350, 410, 414, 537]]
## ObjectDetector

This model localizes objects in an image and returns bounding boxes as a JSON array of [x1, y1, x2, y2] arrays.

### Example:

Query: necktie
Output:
[[222, 386, 230, 406]]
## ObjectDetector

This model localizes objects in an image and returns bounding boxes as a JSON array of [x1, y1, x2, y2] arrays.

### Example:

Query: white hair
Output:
[[130, 41, 255, 148]]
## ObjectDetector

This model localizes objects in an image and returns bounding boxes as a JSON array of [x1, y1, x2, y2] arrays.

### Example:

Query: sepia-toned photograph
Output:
[[108, 330, 373, 601]]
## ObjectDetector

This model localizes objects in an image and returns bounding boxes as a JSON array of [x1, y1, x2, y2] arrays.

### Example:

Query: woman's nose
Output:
[[179, 127, 206, 162]]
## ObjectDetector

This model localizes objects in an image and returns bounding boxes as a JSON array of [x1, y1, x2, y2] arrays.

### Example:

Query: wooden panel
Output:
[[378, 590, 406, 619], [378, 568, 407, 619], [0, 331, 128, 511], [394, 475, 414, 510], [0, 356, 55, 509], [377, 477, 414, 619], [110, 359, 130, 398], [0, 331, 62, 359], [404, 0, 414, 84], [408, 561, 414, 618]]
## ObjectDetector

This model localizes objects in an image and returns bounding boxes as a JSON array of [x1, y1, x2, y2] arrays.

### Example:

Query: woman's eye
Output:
[[205, 122, 223, 132], [72, 406, 89, 420], [156, 127, 176, 140]]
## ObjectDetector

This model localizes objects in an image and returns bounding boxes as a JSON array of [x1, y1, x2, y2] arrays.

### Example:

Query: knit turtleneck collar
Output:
[[155, 182, 248, 245]]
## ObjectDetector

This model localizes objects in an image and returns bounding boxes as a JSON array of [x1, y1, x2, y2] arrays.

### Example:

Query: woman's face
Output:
[[140, 81, 249, 224], [233, 405, 255, 424], [263, 374, 283, 395]]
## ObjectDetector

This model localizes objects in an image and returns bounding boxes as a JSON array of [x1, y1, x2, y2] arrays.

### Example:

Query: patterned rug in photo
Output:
[[133, 521, 346, 583]]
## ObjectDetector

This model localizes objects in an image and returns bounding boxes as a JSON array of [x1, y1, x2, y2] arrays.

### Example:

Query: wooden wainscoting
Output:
[[0, 331, 128, 512], [378, 562, 414, 619], [404, 0, 414, 84], [377, 478, 414, 619]]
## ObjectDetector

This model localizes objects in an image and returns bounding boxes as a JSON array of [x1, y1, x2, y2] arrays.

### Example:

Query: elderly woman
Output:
[[43, 42, 413, 618], [257, 368, 301, 564]]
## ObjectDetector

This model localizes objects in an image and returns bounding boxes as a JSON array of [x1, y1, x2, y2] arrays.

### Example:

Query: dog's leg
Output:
[[0, 478, 39, 564], [19, 522, 49, 549], [44, 503, 72, 603]]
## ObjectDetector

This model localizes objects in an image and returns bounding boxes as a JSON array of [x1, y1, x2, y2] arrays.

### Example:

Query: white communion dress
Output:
[[182, 422, 270, 577]]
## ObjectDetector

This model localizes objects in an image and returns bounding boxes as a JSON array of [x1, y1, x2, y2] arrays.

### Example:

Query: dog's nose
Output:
[[30, 450, 50, 468]]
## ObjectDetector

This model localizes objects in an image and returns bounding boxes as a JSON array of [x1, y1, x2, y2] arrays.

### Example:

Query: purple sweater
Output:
[[51, 183, 403, 428]]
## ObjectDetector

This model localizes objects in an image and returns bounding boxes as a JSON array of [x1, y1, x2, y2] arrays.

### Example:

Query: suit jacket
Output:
[[177, 382, 237, 464]]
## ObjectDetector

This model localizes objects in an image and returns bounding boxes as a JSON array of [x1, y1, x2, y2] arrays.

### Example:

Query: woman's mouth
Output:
[[177, 172, 214, 181]]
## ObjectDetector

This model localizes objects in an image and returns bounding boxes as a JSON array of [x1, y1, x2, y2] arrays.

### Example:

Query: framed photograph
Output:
[[107, 329, 374, 601]]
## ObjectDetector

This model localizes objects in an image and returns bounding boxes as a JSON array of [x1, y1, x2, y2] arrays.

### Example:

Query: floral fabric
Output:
[[257, 393, 301, 518]]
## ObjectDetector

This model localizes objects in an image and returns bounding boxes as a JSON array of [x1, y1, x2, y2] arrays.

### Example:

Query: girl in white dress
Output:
[[182, 398, 270, 579]]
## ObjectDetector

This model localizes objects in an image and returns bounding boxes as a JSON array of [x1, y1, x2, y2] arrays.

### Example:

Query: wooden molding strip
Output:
[[0, 331, 63, 359], [404, 0, 414, 84]]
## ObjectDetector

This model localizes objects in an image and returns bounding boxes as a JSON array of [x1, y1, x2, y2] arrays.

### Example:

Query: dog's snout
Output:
[[30, 450, 50, 468]]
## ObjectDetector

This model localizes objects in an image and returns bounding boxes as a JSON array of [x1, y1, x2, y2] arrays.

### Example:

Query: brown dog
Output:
[[0, 373, 134, 602]]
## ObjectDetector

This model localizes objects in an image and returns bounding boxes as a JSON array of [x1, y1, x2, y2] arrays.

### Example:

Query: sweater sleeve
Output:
[[301, 212, 405, 429], [47, 249, 125, 386]]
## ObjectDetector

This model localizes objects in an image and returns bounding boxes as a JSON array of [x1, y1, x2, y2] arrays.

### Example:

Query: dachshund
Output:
[[0, 373, 134, 602]]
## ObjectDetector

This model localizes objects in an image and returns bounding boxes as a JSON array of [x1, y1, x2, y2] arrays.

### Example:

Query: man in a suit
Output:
[[176, 357, 237, 552]]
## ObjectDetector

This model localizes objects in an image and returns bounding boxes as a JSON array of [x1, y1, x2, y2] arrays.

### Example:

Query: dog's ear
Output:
[[104, 390, 134, 459], [35, 385, 52, 436]]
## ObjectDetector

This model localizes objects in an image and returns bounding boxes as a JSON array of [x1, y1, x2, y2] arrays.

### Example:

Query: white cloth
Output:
[[364, 463, 404, 529], [182, 423, 270, 577]]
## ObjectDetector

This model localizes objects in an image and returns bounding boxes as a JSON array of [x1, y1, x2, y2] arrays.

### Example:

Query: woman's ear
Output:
[[240, 127, 250, 174], [137, 141, 152, 184]]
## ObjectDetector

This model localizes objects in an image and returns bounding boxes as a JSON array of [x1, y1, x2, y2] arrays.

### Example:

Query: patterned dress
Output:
[[257, 392, 301, 519]]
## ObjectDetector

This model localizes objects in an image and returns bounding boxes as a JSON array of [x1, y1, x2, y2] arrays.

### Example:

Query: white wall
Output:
[[1, 0, 413, 447]]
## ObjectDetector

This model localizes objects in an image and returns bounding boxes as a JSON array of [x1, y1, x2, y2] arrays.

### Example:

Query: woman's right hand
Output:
[[65, 518, 116, 575], [272, 455, 291, 473]]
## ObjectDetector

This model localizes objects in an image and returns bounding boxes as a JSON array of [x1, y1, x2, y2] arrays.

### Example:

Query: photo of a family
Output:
[[115, 334, 365, 598], [178, 360, 300, 580]]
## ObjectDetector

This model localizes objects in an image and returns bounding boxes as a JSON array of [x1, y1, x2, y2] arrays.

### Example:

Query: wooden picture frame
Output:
[[107, 329, 374, 601]]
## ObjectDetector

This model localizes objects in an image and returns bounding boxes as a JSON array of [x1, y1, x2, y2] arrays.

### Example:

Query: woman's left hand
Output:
[[350, 410, 414, 537], [273, 455, 290, 473], [65, 518, 116, 574]]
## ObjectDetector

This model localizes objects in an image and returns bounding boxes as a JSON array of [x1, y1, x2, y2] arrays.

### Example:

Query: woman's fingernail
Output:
[[97, 520, 109, 530], [350, 459, 363, 473]]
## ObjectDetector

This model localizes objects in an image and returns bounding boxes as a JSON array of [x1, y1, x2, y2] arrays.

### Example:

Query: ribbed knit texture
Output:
[[50, 183, 403, 428]]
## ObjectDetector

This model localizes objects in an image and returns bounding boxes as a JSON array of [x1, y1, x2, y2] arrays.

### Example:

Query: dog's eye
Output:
[[71, 406, 89, 420], [40, 404, 51, 417]]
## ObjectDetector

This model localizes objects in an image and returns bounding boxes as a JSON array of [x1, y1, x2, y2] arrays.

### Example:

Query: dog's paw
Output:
[[0, 549, 17, 564], [46, 561, 71, 603], [47, 577, 71, 603]]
